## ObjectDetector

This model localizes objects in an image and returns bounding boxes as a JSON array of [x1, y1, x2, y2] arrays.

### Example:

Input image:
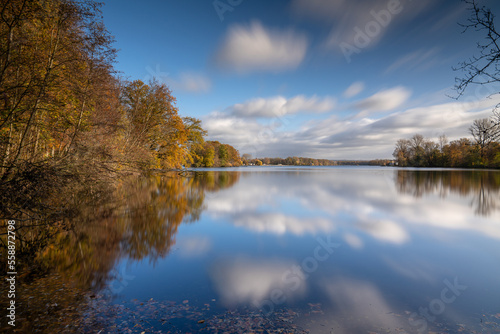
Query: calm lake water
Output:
[[82, 167, 500, 333]]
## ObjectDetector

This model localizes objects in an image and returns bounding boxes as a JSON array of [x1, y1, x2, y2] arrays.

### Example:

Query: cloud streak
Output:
[[353, 86, 411, 117], [215, 21, 308, 73], [343, 82, 365, 98], [385, 48, 441, 74], [228, 95, 335, 118]]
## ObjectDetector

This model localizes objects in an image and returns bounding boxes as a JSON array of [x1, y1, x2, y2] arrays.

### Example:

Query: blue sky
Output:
[[102, 0, 500, 159]]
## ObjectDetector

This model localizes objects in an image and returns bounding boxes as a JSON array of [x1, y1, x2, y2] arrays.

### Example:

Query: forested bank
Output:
[[393, 114, 500, 168]]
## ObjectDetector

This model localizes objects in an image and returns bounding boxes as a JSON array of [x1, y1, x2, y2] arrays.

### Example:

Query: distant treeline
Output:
[[393, 115, 500, 168], [245, 156, 394, 166]]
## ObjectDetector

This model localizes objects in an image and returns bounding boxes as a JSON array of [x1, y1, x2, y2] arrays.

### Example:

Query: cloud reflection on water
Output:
[[204, 168, 500, 244], [209, 257, 306, 307], [232, 212, 334, 236], [204, 168, 500, 332]]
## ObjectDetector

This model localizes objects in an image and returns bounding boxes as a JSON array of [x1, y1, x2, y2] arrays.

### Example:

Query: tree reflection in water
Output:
[[40, 171, 240, 288], [396, 170, 500, 216], [0, 171, 239, 332]]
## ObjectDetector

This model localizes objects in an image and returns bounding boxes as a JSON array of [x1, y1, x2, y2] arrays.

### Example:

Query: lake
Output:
[[44, 167, 500, 333]]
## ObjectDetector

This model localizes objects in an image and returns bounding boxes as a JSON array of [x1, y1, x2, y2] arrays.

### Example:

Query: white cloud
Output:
[[343, 232, 364, 249], [343, 81, 365, 98], [203, 113, 266, 145], [215, 21, 308, 73], [166, 72, 211, 93], [229, 95, 335, 118], [354, 86, 411, 115]]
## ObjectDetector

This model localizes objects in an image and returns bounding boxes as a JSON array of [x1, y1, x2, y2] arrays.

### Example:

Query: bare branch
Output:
[[454, 0, 500, 98]]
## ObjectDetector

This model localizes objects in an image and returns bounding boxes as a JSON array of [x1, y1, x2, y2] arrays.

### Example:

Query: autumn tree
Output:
[[183, 116, 207, 165], [0, 0, 118, 181], [393, 139, 411, 167], [218, 142, 228, 166], [200, 145, 215, 167], [423, 140, 440, 167], [190, 140, 241, 167], [393, 130, 500, 168], [121, 80, 187, 169]]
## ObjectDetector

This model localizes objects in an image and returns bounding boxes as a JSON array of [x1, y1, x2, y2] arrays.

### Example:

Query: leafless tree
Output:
[[393, 138, 411, 166], [455, 0, 500, 152], [469, 118, 497, 157], [454, 0, 500, 97], [491, 103, 500, 139], [410, 134, 425, 150], [438, 134, 448, 152]]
